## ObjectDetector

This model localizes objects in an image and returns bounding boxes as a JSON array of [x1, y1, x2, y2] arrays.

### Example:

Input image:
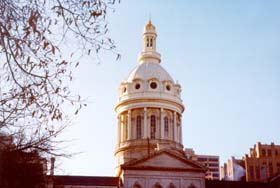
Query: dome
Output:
[[126, 62, 174, 83], [144, 19, 156, 31], [115, 21, 185, 169]]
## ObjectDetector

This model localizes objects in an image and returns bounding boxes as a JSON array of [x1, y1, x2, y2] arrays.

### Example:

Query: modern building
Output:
[[243, 142, 280, 182], [185, 148, 220, 180], [220, 157, 245, 181]]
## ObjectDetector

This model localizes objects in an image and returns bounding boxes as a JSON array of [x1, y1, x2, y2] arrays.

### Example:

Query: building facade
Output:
[[243, 142, 280, 182], [47, 21, 278, 188], [114, 19, 206, 188], [185, 149, 220, 180], [220, 157, 245, 181]]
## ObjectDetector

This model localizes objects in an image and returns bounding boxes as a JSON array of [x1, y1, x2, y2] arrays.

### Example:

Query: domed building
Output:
[[48, 19, 271, 188], [114, 19, 206, 188]]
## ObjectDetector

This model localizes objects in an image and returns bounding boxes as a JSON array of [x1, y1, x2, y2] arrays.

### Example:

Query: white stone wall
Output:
[[122, 170, 205, 188]]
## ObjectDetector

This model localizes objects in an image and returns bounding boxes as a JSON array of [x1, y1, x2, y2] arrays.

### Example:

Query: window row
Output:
[[146, 37, 154, 48], [133, 182, 197, 188], [122, 81, 173, 94], [135, 115, 170, 139], [120, 114, 181, 141], [261, 148, 279, 157]]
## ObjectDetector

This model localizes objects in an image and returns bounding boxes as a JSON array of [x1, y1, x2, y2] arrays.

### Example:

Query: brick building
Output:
[[243, 142, 280, 182]]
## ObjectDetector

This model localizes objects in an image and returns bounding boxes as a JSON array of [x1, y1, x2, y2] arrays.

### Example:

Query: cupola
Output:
[[138, 19, 161, 64], [114, 20, 185, 172]]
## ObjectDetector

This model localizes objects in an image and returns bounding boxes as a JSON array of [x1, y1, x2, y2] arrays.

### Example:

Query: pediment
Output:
[[122, 150, 205, 172]]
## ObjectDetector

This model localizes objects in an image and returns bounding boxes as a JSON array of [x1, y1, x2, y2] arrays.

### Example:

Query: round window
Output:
[[150, 82, 157, 89], [135, 83, 141, 90], [166, 85, 171, 91], [123, 87, 127, 93]]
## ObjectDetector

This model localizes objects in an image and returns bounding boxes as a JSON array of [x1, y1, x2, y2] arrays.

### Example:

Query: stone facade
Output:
[[114, 19, 206, 188], [119, 150, 206, 188]]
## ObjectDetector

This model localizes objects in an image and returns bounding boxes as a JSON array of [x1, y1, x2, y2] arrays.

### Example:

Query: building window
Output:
[[150, 115, 156, 139], [197, 157, 207, 162], [262, 149, 266, 157], [166, 85, 171, 91], [188, 183, 197, 188], [277, 163, 280, 173], [168, 183, 176, 188], [209, 163, 219, 167], [135, 83, 141, 90], [249, 166, 254, 179], [261, 166, 267, 179], [123, 116, 128, 141], [177, 115, 181, 127], [269, 162, 273, 176], [153, 183, 163, 188], [133, 183, 141, 188], [136, 116, 142, 139], [275, 150, 278, 156], [164, 116, 169, 137], [123, 87, 126, 93], [213, 173, 219, 178], [150, 82, 157, 89], [209, 158, 219, 162], [146, 37, 153, 48], [256, 166, 260, 179], [268, 149, 272, 156]]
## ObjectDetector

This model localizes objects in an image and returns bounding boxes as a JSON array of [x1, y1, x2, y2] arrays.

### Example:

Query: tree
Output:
[[0, 148, 46, 188], [0, 0, 120, 156]]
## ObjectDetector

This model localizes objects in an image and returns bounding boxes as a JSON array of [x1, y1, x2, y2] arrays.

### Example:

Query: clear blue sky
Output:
[[57, 1, 280, 176]]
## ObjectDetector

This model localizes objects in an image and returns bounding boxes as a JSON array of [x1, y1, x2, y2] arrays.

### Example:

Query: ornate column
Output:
[[173, 111, 177, 142], [127, 110, 131, 140], [143, 107, 147, 138], [117, 115, 121, 144], [180, 125, 182, 144], [120, 114, 124, 142], [160, 108, 164, 139], [179, 115, 182, 143]]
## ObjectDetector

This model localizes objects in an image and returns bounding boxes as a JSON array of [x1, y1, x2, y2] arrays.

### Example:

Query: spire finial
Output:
[[148, 14, 151, 24], [138, 19, 161, 64]]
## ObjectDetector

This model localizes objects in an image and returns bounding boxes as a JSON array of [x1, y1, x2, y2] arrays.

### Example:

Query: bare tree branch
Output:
[[0, 0, 120, 157]]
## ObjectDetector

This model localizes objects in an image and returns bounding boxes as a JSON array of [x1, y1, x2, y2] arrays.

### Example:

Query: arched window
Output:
[[146, 38, 150, 47], [164, 116, 169, 137], [153, 183, 163, 188], [133, 182, 141, 188], [124, 116, 128, 140], [168, 183, 176, 188], [188, 183, 197, 188], [150, 115, 156, 139], [177, 115, 181, 127], [150, 38, 153, 47], [136, 115, 142, 139]]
